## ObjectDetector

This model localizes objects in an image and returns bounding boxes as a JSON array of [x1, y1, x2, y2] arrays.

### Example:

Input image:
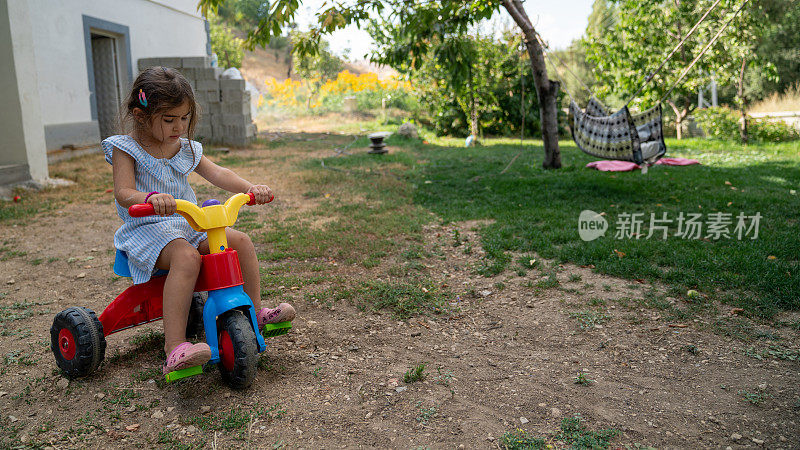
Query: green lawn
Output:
[[320, 132, 800, 318]]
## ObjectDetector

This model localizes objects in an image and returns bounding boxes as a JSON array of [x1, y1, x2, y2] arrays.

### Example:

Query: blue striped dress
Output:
[[102, 135, 207, 285]]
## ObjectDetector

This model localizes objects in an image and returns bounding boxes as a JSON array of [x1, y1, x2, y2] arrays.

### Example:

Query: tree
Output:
[[379, 29, 545, 138], [214, 0, 270, 29], [198, 0, 564, 169], [291, 33, 344, 109], [586, 0, 616, 39], [209, 13, 244, 69], [583, 0, 770, 139]]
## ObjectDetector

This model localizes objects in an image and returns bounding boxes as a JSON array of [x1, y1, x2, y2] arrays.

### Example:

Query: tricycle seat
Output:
[[113, 249, 168, 278], [113, 250, 132, 277]]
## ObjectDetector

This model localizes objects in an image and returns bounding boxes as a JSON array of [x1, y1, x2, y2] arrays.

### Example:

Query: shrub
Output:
[[693, 107, 741, 140], [694, 107, 799, 142]]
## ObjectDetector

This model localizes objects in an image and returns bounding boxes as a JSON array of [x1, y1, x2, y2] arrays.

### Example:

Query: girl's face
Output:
[[149, 101, 191, 144]]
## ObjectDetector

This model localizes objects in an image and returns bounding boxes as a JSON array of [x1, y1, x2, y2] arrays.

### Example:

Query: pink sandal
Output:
[[257, 303, 296, 328], [163, 342, 212, 375]]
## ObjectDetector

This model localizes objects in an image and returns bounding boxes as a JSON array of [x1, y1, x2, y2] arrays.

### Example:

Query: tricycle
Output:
[[50, 192, 290, 389]]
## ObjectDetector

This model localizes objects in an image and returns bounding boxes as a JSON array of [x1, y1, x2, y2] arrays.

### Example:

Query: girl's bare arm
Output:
[[112, 148, 147, 208], [112, 148, 177, 215], [194, 156, 253, 192]]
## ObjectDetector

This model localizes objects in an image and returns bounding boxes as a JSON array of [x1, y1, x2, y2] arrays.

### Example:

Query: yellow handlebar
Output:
[[130, 193, 256, 254], [178, 193, 253, 254]]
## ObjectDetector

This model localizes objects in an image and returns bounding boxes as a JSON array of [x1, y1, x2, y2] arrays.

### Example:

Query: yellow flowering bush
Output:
[[263, 71, 416, 114], [263, 77, 305, 108]]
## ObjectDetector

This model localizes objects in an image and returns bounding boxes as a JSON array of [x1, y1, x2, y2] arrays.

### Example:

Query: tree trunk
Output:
[[468, 65, 479, 139], [738, 57, 748, 144], [502, 0, 561, 169], [666, 100, 688, 140]]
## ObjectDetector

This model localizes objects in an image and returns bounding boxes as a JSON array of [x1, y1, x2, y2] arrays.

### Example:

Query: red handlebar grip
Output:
[[246, 192, 274, 205], [129, 203, 156, 217]]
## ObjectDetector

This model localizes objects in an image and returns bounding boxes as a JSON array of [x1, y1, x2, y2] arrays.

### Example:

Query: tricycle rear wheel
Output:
[[50, 307, 106, 378], [217, 310, 258, 389], [186, 292, 206, 340]]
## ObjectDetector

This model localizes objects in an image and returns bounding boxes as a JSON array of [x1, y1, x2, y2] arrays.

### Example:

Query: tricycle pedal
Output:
[[164, 365, 203, 382], [262, 321, 291, 338]]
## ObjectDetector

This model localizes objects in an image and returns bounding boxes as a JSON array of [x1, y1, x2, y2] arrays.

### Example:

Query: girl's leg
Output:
[[155, 239, 202, 355], [199, 228, 261, 309]]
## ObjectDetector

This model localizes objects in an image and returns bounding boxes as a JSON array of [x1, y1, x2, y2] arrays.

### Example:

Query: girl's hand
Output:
[[148, 193, 177, 216], [247, 185, 273, 205]]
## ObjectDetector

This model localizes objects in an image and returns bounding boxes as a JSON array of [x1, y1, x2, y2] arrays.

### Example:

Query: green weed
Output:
[[500, 428, 546, 449], [574, 372, 593, 385], [404, 363, 426, 383]]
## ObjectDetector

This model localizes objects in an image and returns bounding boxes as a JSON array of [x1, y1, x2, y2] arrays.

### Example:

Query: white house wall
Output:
[[33, 0, 208, 150]]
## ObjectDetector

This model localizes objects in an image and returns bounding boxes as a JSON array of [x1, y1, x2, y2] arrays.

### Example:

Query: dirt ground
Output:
[[1, 125, 799, 449]]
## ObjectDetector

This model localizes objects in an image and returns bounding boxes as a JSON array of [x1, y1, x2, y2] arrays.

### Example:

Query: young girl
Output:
[[102, 66, 295, 375]]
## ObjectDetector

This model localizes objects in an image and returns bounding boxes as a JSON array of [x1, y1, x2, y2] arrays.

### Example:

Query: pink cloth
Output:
[[585, 160, 641, 171], [586, 157, 700, 172], [657, 157, 700, 166]]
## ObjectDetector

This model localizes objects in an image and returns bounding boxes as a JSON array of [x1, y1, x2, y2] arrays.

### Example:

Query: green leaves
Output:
[[583, 0, 773, 110]]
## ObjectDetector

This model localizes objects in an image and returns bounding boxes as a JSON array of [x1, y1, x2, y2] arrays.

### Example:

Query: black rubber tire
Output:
[[217, 310, 258, 389], [186, 292, 207, 340], [50, 307, 106, 378]]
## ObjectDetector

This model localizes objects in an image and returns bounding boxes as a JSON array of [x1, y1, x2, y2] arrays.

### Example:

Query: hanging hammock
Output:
[[568, 97, 667, 165]]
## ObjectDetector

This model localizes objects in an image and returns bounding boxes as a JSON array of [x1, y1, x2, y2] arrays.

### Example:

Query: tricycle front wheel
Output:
[[50, 307, 106, 378], [217, 310, 258, 389]]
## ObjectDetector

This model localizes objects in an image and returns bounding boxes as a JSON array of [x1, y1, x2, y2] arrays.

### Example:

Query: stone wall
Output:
[[137, 56, 256, 147]]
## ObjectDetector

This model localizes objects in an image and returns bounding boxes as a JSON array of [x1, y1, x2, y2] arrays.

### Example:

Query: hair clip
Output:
[[138, 89, 147, 107]]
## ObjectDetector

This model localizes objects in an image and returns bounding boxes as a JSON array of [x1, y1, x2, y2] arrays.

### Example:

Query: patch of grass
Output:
[[0, 199, 52, 224], [188, 404, 285, 436], [352, 280, 452, 320], [130, 330, 165, 353], [535, 271, 560, 289], [557, 415, 620, 449], [0, 300, 51, 323], [588, 297, 606, 306], [103, 388, 141, 407], [402, 245, 428, 260], [413, 137, 800, 318], [235, 210, 264, 232], [3, 350, 37, 366], [404, 363, 426, 383], [500, 428, 547, 449], [570, 310, 610, 329], [739, 390, 770, 405], [157, 429, 203, 450], [711, 316, 758, 341], [568, 274, 583, 282], [214, 153, 261, 167], [745, 344, 799, 361]]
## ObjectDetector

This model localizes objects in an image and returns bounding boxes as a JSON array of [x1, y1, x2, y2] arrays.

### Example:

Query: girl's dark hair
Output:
[[119, 66, 200, 171]]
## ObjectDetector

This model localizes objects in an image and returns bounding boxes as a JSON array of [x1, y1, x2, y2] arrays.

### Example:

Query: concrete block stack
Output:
[[137, 57, 256, 147]]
